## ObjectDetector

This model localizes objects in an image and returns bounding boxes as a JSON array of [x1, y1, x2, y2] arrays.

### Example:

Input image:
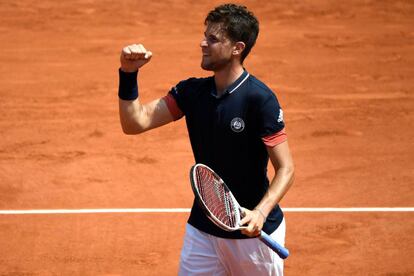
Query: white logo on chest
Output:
[[230, 117, 245, 133]]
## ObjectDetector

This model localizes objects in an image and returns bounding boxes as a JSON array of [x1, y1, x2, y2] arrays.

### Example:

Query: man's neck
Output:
[[214, 63, 244, 96]]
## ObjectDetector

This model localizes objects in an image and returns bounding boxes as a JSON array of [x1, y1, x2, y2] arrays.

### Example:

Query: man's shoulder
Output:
[[246, 74, 277, 102], [170, 76, 213, 107], [248, 75, 273, 93], [176, 76, 213, 91]]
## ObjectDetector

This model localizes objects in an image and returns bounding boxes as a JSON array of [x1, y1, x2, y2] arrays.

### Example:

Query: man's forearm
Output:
[[118, 98, 146, 134], [255, 166, 295, 218]]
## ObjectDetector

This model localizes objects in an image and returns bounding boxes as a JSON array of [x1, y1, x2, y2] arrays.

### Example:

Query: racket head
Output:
[[190, 163, 242, 231]]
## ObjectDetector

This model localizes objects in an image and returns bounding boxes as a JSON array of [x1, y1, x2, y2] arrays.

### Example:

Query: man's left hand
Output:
[[239, 208, 266, 237]]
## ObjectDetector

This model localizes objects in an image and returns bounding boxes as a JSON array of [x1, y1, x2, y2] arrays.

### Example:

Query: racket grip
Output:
[[259, 231, 290, 259]]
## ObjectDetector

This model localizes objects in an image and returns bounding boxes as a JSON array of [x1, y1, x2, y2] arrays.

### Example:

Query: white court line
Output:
[[284, 207, 414, 212], [0, 208, 189, 215], [0, 207, 413, 215]]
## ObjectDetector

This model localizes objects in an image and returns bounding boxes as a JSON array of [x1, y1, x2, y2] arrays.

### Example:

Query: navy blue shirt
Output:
[[167, 70, 286, 239]]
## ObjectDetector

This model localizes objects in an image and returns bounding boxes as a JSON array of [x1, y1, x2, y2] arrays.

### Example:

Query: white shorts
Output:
[[178, 218, 286, 276]]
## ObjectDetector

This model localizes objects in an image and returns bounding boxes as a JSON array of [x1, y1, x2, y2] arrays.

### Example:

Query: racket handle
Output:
[[259, 231, 290, 259]]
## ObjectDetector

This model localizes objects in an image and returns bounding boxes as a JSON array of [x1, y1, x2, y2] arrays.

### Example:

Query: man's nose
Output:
[[200, 38, 208, 48]]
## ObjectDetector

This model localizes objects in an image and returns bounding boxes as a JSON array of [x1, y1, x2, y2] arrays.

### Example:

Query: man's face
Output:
[[200, 23, 235, 71]]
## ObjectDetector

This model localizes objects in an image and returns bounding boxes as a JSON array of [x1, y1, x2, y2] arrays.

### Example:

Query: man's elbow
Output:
[[121, 127, 138, 135], [287, 164, 295, 185], [120, 122, 144, 135], [280, 162, 295, 186], [288, 163, 295, 175]]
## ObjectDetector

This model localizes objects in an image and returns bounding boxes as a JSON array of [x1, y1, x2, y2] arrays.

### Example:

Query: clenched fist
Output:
[[120, 44, 152, 72]]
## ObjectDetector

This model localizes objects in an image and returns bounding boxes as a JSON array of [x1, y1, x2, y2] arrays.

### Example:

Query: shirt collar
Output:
[[210, 70, 250, 99]]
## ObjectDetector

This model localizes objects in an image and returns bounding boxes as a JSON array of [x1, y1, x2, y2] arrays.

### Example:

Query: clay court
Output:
[[0, 0, 413, 275]]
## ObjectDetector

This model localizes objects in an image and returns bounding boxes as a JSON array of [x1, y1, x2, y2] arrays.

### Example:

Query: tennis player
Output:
[[118, 4, 294, 275]]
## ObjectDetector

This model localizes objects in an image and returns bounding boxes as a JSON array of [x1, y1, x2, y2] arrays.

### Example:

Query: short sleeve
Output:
[[168, 80, 191, 115], [162, 79, 193, 121], [163, 77, 209, 121], [258, 94, 287, 147], [163, 93, 183, 121]]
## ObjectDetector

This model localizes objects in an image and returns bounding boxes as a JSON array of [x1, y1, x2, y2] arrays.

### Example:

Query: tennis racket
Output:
[[190, 163, 289, 259]]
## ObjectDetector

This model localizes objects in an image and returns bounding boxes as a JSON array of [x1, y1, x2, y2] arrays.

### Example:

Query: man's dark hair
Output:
[[205, 3, 259, 63]]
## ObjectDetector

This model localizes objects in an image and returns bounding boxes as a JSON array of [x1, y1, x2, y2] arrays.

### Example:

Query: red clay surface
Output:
[[0, 0, 413, 275]]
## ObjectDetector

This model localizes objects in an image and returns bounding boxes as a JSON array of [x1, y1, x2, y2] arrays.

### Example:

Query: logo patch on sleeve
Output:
[[230, 117, 245, 133], [277, 109, 284, 123]]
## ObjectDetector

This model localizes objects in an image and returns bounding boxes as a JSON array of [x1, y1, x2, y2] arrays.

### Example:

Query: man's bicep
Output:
[[266, 141, 294, 170], [141, 97, 176, 130]]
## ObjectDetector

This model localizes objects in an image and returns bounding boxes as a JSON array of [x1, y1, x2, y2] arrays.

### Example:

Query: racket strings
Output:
[[195, 167, 238, 228]]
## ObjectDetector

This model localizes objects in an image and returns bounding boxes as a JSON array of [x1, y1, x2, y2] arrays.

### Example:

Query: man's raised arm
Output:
[[118, 44, 174, 134]]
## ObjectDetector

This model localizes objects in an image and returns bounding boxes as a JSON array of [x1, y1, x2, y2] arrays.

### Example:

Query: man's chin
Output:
[[201, 63, 215, 71]]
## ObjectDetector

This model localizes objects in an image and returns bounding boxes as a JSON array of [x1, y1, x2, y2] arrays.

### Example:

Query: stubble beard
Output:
[[200, 56, 230, 72]]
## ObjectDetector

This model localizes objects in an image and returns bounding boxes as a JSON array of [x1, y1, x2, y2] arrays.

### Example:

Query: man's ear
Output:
[[232, 41, 246, 56]]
